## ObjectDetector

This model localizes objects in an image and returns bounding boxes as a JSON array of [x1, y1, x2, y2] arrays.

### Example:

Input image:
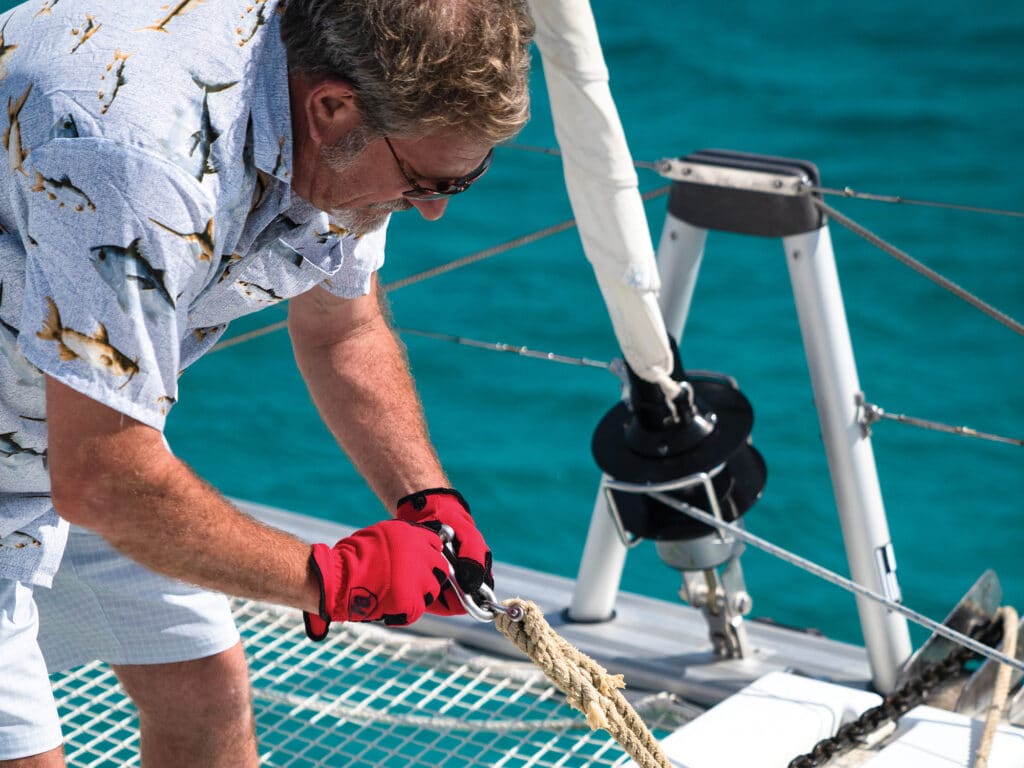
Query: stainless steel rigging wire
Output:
[[811, 184, 1024, 219], [507, 142, 1024, 218], [861, 398, 1024, 447], [810, 196, 1024, 337], [384, 184, 671, 292], [207, 145, 1022, 446], [394, 327, 611, 370], [645, 490, 1024, 677], [209, 183, 670, 351]]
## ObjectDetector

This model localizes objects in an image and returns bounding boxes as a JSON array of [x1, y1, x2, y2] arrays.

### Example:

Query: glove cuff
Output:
[[304, 544, 333, 642], [396, 487, 470, 519]]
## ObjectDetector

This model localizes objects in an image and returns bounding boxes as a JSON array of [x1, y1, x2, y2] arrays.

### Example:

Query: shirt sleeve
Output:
[[14, 137, 216, 432], [319, 223, 388, 299]]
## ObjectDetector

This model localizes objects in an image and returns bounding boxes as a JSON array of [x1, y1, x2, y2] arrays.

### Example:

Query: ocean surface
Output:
[[28, 0, 1022, 650]]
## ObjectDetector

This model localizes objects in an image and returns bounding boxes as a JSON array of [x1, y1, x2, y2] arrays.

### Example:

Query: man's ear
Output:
[[304, 79, 359, 147]]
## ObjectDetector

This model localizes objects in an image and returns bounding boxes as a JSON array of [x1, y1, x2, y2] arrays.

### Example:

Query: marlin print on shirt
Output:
[[98, 49, 131, 115], [214, 252, 241, 284], [314, 223, 350, 244], [149, 216, 215, 262], [235, 280, 284, 303], [189, 76, 237, 180], [34, 0, 62, 17], [236, 0, 269, 48], [31, 171, 96, 212], [249, 169, 271, 214], [0, 283, 44, 388], [192, 324, 223, 342], [0, 17, 18, 81], [140, 0, 207, 33], [3, 82, 32, 176], [89, 239, 176, 324], [0, 431, 47, 470], [69, 14, 102, 54], [37, 296, 139, 386]]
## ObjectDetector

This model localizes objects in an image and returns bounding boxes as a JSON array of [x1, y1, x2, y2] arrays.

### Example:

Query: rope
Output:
[[494, 599, 673, 768], [252, 688, 592, 732], [811, 197, 1024, 337], [973, 605, 1020, 768]]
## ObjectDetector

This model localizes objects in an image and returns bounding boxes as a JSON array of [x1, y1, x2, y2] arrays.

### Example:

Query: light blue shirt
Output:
[[0, 0, 387, 585]]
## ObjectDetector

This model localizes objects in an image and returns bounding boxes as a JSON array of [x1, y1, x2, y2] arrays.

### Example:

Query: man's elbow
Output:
[[49, 456, 110, 531], [45, 377, 170, 533]]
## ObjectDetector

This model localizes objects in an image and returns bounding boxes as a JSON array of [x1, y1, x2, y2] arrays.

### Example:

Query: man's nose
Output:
[[410, 198, 449, 221]]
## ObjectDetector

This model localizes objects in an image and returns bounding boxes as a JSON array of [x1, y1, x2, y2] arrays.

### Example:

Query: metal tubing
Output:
[[783, 226, 912, 692], [655, 214, 708, 341], [571, 217, 706, 620], [568, 479, 629, 622]]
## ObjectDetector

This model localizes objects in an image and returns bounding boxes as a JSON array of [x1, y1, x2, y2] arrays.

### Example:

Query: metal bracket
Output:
[[687, 557, 753, 659], [657, 157, 812, 197], [601, 472, 753, 658], [855, 391, 884, 438]]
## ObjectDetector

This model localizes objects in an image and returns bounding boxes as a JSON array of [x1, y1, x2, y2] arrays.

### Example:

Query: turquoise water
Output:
[[22, 0, 1024, 649]]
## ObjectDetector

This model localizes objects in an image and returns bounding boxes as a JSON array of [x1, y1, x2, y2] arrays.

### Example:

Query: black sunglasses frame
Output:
[[384, 138, 493, 201]]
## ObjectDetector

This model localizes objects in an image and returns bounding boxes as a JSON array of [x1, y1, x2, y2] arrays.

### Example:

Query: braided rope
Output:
[[974, 606, 1020, 768], [494, 599, 672, 768]]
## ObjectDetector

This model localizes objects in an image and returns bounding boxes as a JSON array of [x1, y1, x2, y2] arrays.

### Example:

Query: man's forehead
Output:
[[395, 133, 492, 178]]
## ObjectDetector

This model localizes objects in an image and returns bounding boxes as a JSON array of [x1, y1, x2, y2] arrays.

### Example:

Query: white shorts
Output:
[[0, 526, 240, 760]]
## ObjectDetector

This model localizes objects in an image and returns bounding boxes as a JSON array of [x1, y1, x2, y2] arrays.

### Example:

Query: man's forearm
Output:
[[45, 394, 320, 617], [90, 457, 322, 612], [290, 288, 448, 508]]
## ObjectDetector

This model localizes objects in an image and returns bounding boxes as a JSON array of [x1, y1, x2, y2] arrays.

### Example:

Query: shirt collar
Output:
[[251, 8, 294, 183]]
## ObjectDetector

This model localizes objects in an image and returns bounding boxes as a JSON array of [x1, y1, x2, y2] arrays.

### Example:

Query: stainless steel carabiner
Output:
[[438, 525, 524, 622]]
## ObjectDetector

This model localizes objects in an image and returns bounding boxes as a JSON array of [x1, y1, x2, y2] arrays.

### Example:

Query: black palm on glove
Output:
[[396, 488, 493, 613]]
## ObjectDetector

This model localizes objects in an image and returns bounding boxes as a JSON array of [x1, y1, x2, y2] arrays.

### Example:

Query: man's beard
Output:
[[321, 124, 412, 234], [328, 199, 411, 234]]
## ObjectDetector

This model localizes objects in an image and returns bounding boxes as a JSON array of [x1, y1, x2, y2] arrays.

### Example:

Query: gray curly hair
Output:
[[280, 0, 534, 144]]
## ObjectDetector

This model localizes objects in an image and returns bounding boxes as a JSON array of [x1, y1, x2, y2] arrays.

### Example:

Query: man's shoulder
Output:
[[0, 1, 279, 141], [0, 0, 285, 191]]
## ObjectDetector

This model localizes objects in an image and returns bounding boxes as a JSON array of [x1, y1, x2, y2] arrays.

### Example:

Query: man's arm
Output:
[[287, 278, 448, 507], [47, 380, 323, 614]]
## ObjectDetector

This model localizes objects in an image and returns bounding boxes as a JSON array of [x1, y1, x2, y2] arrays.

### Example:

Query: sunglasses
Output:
[[384, 138, 493, 200]]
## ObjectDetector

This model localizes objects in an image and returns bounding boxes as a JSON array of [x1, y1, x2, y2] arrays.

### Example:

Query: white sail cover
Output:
[[527, 0, 679, 399]]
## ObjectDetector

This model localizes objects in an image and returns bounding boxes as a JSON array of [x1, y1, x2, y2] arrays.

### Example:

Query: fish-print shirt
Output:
[[0, 0, 388, 586]]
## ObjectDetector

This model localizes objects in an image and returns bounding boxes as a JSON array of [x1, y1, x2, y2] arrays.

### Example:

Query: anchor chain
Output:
[[787, 619, 1004, 768]]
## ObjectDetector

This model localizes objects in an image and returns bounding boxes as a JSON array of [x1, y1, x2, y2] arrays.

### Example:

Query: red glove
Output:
[[396, 488, 493, 616], [304, 519, 450, 641]]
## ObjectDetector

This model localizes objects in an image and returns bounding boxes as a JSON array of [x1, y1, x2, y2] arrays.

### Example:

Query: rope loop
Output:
[[494, 599, 673, 768]]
